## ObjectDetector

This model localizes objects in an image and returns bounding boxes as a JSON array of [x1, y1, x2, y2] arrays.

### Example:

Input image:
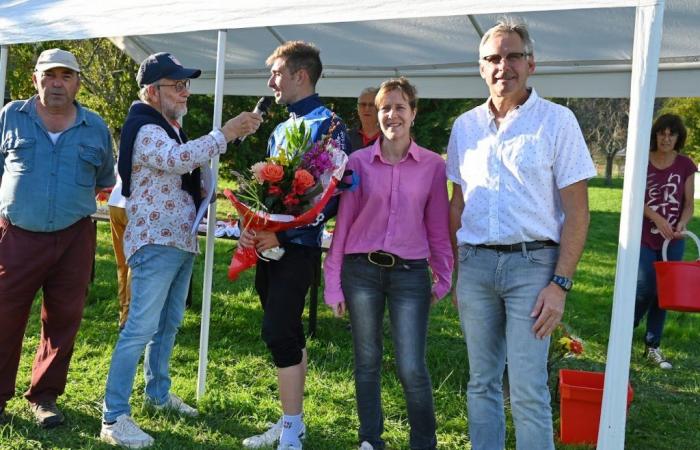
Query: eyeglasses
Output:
[[156, 79, 191, 93], [481, 52, 531, 65]]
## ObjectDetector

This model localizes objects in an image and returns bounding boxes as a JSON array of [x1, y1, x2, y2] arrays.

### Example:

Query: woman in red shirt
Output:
[[634, 113, 697, 369]]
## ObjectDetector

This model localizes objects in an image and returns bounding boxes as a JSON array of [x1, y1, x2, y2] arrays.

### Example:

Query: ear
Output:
[[479, 61, 487, 81], [294, 68, 308, 86], [31, 72, 39, 90], [527, 57, 536, 75]]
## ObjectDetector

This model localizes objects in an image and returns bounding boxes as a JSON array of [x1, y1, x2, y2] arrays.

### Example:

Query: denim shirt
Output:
[[0, 96, 115, 232], [267, 94, 349, 247]]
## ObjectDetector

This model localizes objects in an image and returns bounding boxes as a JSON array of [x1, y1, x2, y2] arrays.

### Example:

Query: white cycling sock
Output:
[[279, 413, 303, 446]]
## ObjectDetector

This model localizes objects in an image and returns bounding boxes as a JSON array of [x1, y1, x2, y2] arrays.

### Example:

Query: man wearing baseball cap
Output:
[[99, 52, 262, 448], [0, 48, 115, 427]]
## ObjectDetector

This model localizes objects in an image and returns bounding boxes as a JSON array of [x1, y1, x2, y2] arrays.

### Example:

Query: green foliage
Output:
[[659, 98, 700, 162], [412, 98, 484, 152]]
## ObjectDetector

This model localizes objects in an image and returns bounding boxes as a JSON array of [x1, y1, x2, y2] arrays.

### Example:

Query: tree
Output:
[[567, 98, 629, 186], [658, 98, 700, 163]]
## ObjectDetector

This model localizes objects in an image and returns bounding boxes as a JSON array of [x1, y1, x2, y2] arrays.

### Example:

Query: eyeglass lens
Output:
[[482, 52, 529, 65]]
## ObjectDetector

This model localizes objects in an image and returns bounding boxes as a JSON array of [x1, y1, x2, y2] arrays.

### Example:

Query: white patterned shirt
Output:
[[123, 124, 226, 260], [446, 89, 596, 246]]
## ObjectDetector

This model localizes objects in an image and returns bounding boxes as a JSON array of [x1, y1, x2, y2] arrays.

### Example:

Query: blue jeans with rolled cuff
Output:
[[103, 244, 194, 422]]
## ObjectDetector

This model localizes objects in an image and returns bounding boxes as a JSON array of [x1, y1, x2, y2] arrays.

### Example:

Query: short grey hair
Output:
[[479, 16, 534, 58], [138, 84, 155, 103], [358, 86, 378, 99]]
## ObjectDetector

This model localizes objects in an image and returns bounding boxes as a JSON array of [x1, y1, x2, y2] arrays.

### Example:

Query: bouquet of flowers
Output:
[[224, 117, 348, 280], [548, 323, 585, 374]]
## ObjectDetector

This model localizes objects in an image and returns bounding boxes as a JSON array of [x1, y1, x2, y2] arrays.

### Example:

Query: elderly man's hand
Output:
[[222, 111, 263, 142], [530, 283, 566, 339]]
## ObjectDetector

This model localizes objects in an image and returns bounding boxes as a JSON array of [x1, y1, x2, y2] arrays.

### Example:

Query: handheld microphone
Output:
[[233, 96, 272, 145]]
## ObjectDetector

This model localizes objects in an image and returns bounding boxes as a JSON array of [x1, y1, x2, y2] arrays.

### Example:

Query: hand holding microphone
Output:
[[221, 97, 271, 143]]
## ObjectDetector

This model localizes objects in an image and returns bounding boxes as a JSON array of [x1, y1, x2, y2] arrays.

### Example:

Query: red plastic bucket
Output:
[[558, 369, 633, 445], [654, 230, 700, 312]]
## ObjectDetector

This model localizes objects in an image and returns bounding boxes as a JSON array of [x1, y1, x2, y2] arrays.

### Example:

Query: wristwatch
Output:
[[551, 274, 573, 292]]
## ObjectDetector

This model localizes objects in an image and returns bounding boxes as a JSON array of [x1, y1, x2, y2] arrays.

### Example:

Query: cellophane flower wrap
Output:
[[225, 116, 347, 280]]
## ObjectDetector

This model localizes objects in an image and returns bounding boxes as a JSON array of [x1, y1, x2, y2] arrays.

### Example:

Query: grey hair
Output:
[[358, 86, 379, 99], [479, 16, 534, 58], [138, 84, 155, 103]]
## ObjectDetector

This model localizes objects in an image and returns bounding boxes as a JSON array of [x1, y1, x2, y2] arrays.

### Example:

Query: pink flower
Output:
[[251, 162, 267, 183]]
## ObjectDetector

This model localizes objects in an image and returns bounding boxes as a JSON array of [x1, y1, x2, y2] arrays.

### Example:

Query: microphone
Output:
[[233, 96, 272, 145]]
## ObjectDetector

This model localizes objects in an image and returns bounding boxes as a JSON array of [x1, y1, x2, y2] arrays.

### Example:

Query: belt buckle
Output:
[[367, 251, 396, 268]]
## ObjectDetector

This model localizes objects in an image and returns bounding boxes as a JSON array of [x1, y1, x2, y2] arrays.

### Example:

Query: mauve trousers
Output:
[[0, 217, 95, 408]]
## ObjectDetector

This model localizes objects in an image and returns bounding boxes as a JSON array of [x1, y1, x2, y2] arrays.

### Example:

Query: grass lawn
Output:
[[1, 178, 699, 449]]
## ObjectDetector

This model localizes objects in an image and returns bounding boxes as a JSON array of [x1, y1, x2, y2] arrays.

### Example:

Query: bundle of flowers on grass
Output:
[[548, 323, 585, 374], [224, 117, 347, 280]]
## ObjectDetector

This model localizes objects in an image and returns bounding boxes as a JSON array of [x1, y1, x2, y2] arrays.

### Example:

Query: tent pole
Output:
[[197, 29, 227, 401], [0, 45, 8, 104], [597, 2, 665, 449]]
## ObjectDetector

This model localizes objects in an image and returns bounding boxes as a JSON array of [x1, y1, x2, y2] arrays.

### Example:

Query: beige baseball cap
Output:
[[35, 48, 81, 73]]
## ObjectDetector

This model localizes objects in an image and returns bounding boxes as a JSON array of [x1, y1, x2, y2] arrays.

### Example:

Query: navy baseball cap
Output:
[[136, 52, 201, 86]]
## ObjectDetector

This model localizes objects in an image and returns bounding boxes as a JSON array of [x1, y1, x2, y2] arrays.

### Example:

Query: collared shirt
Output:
[[123, 123, 226, 260], [0, 96, 115, 232], [446, 89, 596, 246], [324, 139, 453, 304], [267, 94, 349, 247]]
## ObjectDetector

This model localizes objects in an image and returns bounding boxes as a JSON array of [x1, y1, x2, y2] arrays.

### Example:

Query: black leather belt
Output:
[[475, 240, 559, 252], [348, 251, 426, 268]]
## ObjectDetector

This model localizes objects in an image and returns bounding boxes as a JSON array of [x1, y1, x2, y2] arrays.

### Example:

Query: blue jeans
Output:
[[342, 255, 436, 450], [634, 240, 685, 348], [103, 244, 195, 422], [455, 245, 557, 450]]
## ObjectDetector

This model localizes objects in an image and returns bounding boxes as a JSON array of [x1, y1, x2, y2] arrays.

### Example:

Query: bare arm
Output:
[[644, 205, 675, 241], [449, 182, 465, 306], [553, 180, 591, 278], [531, 179, 590, 338]]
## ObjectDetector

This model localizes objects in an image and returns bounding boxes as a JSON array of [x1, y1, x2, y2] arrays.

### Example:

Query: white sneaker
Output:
[[646, 347, 673, 369], [359, 442, 374, 450], [277, 443, 302, 450], [151, 393, 198, 417], [243, 418, 306, 448], [100, 414, 154, 448]]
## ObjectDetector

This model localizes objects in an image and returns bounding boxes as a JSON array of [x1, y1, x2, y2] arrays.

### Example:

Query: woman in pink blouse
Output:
[[323, 77, 453, 450]]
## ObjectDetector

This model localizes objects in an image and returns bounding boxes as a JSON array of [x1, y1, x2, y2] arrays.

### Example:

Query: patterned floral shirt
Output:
[[123, 123, 226, 260]]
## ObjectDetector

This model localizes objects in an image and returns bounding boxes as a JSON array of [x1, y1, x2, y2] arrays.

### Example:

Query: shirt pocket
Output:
[[3, 138, 36, 174], [75, 144, 103, 187]]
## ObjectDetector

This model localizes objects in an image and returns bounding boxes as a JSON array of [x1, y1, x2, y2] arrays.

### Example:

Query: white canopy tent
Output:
[[0, 1, 693, 448]]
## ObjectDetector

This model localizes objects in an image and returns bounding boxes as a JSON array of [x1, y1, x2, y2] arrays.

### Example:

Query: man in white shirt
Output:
[[447, 17, 596, 450]]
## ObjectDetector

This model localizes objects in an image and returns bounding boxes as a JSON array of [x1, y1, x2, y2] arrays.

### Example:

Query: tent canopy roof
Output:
[[1, 0, 697, 98]]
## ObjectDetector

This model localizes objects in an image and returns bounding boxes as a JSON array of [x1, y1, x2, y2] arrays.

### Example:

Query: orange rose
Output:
[[293, 169, 315, 193], [260, 163, 284, 183]]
